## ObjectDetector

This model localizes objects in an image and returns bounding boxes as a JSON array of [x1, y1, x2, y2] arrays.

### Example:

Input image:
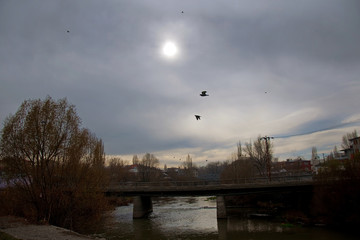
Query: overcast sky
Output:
[[1, 0, 360, 166]]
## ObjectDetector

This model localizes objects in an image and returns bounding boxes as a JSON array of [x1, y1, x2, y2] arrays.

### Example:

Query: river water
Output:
[[94, 196, 358, 240]]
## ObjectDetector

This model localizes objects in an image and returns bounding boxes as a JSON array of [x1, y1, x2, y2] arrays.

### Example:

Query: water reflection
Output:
[[217, 218, 285, 240], [219, 218, 283, 232], [99, 196, 358, 240]]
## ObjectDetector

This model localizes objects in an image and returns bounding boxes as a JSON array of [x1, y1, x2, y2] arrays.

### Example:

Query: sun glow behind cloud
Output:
[[162, 41, 179, 58]]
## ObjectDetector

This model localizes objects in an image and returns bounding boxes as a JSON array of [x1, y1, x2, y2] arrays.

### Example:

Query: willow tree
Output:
[[0, 96, 107, 229]]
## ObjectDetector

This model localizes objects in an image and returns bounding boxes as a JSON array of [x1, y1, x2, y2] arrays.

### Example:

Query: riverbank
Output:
[[0, 216, 105, 240]]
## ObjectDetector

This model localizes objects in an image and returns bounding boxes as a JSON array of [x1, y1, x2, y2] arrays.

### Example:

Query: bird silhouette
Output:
[[195, 115, 201, 120], [66, 30, 70, 33], [200, 91, 209, 97]]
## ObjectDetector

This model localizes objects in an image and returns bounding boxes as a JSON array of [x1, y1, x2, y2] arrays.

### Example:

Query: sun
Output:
[[162, 41, 178, 57]]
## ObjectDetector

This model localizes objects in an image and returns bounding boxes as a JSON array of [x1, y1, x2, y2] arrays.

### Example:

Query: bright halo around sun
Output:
[[162, 41, 178, 57]]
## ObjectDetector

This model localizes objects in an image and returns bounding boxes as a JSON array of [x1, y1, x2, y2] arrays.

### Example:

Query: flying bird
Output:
[[66, 30, 70, 33], [200, 91, 209, 97], [195, 115, 201, 120]]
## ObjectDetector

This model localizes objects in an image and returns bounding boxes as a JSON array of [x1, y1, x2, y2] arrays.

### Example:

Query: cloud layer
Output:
[[1, 0, 359, 166]]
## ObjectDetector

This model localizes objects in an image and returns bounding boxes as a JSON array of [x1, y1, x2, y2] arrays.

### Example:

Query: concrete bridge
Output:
[[106, 175, 314, 219]]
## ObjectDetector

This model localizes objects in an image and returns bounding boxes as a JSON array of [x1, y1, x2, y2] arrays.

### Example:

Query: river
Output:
[[93, 196, 358, 240]]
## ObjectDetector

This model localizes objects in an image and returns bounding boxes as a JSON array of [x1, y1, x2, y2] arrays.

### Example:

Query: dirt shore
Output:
[[0, 216, 105, 240]]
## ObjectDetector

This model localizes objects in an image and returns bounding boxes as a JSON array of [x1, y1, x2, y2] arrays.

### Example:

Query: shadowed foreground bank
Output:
[[0, 216, 104, 240]]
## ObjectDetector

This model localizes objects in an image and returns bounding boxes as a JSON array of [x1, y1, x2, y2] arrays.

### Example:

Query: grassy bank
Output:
[[0, 231, 20, 240]]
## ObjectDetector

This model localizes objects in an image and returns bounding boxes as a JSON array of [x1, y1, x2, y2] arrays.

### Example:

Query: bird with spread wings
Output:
[[200, 91, 209, 97]]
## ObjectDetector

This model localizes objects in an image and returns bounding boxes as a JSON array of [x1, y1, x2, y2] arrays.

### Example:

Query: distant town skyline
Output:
[[1, 0, 360, 166]]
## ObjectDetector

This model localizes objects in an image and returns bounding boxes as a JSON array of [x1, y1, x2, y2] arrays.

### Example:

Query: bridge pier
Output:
[[133, 196, 153, 219], [216, 195, 227, 219]]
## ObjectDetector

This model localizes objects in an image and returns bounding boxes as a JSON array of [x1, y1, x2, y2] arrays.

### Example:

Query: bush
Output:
[[312, 153, 360, 227]]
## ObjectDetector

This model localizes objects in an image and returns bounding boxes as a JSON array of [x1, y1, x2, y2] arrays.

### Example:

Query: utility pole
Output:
[[260, 136, 274, 182]]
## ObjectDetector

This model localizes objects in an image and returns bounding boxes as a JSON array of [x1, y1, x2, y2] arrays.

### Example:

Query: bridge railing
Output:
[[109, 174, 313, 188], [221, 174, 313, 184]]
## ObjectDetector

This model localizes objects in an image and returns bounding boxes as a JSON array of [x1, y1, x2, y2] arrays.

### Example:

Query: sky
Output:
[[1, 0, 360, 167]]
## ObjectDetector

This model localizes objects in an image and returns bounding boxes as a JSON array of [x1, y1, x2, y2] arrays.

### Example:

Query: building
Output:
[[127, 164, 139, 174], [273, 158, 312, 176]]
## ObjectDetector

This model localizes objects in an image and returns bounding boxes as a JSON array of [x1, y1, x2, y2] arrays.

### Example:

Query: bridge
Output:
[[106, 175, 315, 219]]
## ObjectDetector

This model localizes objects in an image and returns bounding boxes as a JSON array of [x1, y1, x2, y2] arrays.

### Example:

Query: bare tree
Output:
[[182, 154, 197, 179], [244, 136, 273, 177], [333, 146, 340, 159], [132, 154, 139, 165], [138, 153, 159, 182], [311, 146, 320, 167], [107, 157, 129, 182], [183, 154, 193, 169], [221, 142, 256, 182], [341, 130, 358, 150], [141, 153, 159, 168], [311, 147, 318, 161], [237, 141, 242, 159], [0, 97, 107, 229], [221, 158, 256, 183]]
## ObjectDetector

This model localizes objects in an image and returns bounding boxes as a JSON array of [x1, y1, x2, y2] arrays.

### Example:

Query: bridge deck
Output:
[[106, 178, 314, 197]]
